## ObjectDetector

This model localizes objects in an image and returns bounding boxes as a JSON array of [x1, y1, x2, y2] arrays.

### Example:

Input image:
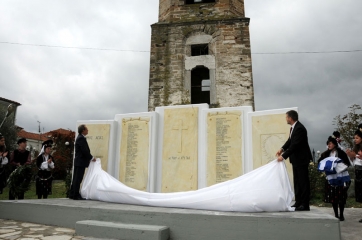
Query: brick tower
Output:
[[148, 0, 254, 111]]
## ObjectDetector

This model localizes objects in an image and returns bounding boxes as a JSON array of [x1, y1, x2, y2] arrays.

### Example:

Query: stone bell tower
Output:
[[148, 0, 254, 111]]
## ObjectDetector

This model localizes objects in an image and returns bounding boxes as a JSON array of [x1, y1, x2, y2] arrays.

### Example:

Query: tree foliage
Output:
[[309, 162, 325, 200], [7, 165, 32, 198], [48, 130, 75, 180], [333, 104, 362, 149]]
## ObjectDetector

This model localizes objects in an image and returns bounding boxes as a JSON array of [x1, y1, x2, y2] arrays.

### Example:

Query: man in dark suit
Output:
[[276, 110, 313, 211], [69, 124, 95, 200]]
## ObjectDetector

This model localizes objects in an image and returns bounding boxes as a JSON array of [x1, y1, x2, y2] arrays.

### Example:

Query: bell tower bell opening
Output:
[[191, 66, 210, 105]]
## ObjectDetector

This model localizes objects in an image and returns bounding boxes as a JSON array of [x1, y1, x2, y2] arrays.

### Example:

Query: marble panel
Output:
[[248, 108, 298, 187], [119, 117, 150, 191], [206, 111, 242, 186], [115, 112, 157, 192], [161, 107, 199, 192], [75, 120, 117, 176]]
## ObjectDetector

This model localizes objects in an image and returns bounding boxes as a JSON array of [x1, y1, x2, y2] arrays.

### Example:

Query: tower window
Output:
[[185, 0, 215, 5], [191, 66, 210, 105], [191, 44, 209, 56]]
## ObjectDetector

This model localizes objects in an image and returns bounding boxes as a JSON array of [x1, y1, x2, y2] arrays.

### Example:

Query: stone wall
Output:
[[148, 0, 254, 111], [158, 0, 245, 23]]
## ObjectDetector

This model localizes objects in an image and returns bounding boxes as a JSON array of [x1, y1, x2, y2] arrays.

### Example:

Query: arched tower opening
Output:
[[191, 66, 210, 104]]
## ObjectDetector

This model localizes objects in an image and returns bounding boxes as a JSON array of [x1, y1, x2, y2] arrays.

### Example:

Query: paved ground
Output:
[[0, 207, 361, 240], [316, 207, 362, 240], [0, 219, 115, 240]]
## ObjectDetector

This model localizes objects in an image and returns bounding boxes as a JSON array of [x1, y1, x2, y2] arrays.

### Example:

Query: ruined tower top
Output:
[[158, 0, 245, 23]]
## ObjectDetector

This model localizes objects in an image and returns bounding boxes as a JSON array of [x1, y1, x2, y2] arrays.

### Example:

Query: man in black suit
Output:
[[276, 110, 312, 211], [69, 124, 95, 200]]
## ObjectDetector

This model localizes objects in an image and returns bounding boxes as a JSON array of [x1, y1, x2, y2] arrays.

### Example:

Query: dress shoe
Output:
[[73, 196, 86, 200], [295, 206, 310, 211], [358, 219, 362, 223], [339, 216, 345, 221], [291, 203, 300, 208]]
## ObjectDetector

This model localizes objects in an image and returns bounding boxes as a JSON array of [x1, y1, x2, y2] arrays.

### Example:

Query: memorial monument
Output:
[[75, 104, 295, 193], [73, 1, 295, 192], [71, 1, 297, 194]]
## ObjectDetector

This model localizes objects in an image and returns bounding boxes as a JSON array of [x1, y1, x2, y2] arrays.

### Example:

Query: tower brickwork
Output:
[[148, 0, 254, 110]]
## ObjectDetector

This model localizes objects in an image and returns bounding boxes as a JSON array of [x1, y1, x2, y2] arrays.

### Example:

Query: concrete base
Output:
[[76, 220, 169, 240], [0, 199, 341, 240]]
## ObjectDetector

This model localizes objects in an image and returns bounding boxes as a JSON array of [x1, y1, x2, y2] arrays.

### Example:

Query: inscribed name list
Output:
[[119, 118, 150, 191], [207, 111, 242, 186], [162, 107, 198, 192], [85, 124, 111, 171]]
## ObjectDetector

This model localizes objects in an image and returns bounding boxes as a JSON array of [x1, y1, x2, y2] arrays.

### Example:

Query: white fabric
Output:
[[318, 156, 348, 174], [354, 157, 362, 166], [40, 162, 49, 170], [326, 171, 350, 182], [335, 162, 348, 173], [40, 155, 55, 170], [38, 145, 45, 157], [48, 161, 54, 169], [318, 157, 338, 171], [326, 153, 348, 173], [0, 157, 8, 165], [81, 159, 294, 212]]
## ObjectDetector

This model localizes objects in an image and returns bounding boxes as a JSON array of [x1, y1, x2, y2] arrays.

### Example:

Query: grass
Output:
[[0, 180, 67, 200]]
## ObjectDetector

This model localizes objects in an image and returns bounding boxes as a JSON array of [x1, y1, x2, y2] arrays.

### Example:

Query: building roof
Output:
[[0, 97, 21, 106], [45, 128, 74, 137], [17, 129, 48, 142]]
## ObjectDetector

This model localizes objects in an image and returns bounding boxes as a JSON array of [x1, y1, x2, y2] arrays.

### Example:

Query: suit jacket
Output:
[[281, 121, 313, 167], [74, 134, 93, 168]]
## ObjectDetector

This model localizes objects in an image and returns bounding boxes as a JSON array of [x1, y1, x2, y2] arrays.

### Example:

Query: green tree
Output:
[[333, 104, 362, 149]]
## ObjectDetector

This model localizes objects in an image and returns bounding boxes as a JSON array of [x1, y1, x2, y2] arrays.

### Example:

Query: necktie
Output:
[[289, 127, 293, 138]]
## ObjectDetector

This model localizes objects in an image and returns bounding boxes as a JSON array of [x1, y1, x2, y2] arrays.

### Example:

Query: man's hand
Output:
[[276, 149, 283, 157], [3, 151, 8, 157], [92, 158, 96, 162], [47, 158, 52, 163], [277, 156, 284, 162]]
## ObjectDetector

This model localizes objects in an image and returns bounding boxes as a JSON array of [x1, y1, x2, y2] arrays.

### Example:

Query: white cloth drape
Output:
[[81, 159, 294, 212], [40, 161, 55, 170]]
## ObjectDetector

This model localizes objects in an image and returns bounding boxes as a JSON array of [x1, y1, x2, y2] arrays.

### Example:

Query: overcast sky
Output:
[[1, 0, 361, 154]]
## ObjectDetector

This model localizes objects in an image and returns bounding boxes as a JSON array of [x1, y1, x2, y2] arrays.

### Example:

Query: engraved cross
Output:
[[172, 120, 188, 153]]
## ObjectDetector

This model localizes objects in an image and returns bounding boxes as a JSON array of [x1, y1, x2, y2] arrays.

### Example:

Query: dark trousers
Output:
[[9, 190, 24, 200], [69, 166, 86, 198], [293, 164, 310, 207], [38, 194, 48, 199]]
